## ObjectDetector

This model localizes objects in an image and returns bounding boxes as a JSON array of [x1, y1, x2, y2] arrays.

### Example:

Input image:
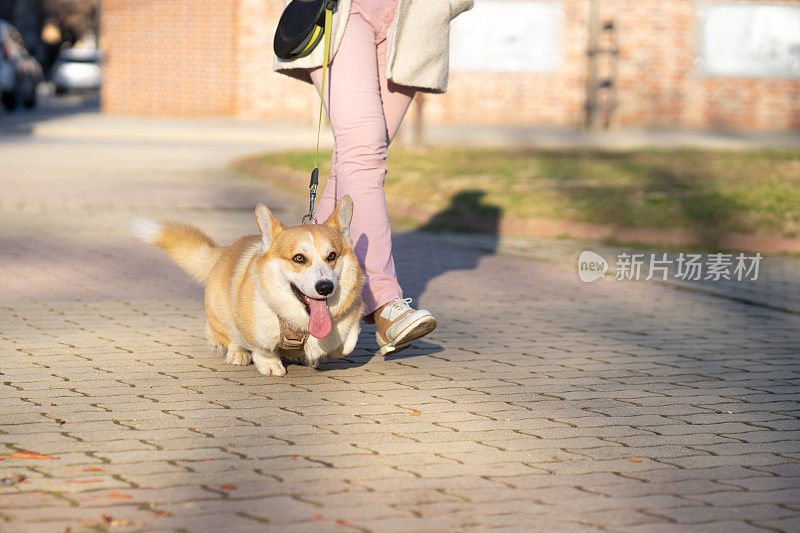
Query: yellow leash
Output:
[[303, 4, 334, 224]]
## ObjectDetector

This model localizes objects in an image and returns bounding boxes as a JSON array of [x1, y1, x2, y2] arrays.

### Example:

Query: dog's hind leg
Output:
[[206, 321, 229, 355], [225, 342, 252, 366], [207, 317, 251, 365]]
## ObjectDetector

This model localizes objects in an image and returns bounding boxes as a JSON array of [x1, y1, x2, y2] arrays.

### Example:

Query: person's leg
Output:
[[380, 78, 415, 144], [318, 5, 411, 221], [364, 2, 437, 356], [316, 0, 409, 229], [309, 10, 402, 317], [376, 8, 416, 143]]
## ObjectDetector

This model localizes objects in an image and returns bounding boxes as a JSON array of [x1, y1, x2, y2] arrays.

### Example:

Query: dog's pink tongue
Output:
[[306, 296, 332, 338]]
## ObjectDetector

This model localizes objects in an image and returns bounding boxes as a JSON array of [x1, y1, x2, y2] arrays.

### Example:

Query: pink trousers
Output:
[[309, 0, 414, 317]]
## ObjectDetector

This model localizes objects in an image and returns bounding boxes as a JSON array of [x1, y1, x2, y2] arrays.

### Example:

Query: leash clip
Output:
[[303, 167, 319, 224]]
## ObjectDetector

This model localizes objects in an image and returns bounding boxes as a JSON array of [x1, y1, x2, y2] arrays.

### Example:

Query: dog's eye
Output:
[[292, 254, 306, 264], [326, 251, 337, 262]]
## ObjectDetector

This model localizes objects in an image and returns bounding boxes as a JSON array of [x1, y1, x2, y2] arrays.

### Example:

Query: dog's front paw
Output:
[[305, 352, 327, 368], [225, 345, 252, 366], [253, 352, 287, 376]]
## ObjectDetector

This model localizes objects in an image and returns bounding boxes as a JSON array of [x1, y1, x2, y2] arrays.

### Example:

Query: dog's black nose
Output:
[[315, 279, 334, 296]]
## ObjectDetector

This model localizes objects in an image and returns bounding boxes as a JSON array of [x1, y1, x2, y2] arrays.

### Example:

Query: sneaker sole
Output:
[[377, 315, 437, 356]]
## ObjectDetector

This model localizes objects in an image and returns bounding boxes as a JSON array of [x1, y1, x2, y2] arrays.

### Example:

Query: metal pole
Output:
[[414, 93, 426, 149], [584, 0, 600, 131]]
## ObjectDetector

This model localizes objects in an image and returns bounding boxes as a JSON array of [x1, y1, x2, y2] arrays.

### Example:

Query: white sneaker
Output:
[[375, 298, 437, 356]]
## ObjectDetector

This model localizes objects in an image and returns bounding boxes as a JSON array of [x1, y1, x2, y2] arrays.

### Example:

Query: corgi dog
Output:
[[132, 196, 363, 376]]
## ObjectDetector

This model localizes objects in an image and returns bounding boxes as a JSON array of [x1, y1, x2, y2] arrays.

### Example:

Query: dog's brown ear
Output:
[[255, 203, 284, 248], [324, 195, 353, 245]]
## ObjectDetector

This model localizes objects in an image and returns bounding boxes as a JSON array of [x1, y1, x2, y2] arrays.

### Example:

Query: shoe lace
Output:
[[385, 297, 413, 321]]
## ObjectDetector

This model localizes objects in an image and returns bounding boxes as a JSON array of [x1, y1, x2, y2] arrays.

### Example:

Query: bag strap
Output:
[[305, 3, 335, 224], [315, 4, 334, 170]]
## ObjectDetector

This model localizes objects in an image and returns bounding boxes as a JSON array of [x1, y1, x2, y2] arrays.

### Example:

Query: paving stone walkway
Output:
[[1, 116, 799, 532]]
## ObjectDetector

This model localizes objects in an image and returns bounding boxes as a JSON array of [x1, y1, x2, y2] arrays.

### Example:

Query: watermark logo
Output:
[[578, 251, 762, 282], [615, 252, 761, 281], [578, 251, 608, 283]]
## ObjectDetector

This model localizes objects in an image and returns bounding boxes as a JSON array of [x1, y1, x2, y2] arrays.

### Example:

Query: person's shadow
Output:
[[320, 189, 502, 369], [394, 189, 502, 304]]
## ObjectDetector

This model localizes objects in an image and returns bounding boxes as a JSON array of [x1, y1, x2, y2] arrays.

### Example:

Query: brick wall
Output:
[[102, 0, 238, 116], [425, 0, 588, 127], [232, 0, 321, 122], [102, 0, 800, 130], [604, 0, 800, 130]]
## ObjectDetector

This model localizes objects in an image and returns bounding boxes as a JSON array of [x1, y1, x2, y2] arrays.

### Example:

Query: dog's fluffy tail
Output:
[[132, 218, 223, 284]]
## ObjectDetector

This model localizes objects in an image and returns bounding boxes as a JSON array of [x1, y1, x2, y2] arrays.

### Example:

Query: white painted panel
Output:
[[697, 2, 800, 77], [450, 1, 561, 73]]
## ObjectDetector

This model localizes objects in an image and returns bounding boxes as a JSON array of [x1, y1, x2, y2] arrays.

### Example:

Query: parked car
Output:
[[0, 20, 42, 110], [52, 48, 101, 95]]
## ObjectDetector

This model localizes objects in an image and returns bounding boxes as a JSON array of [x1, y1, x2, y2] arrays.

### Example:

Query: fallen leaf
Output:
[[341, 488, 348, 493], [409, 412, 421, 416], [152, 509, 171, 518], [50, 403, 57, 406], [0, 473, 26, 487], [220, 484, 237, 490], [335, 519, 352, 527], [201, 458, 214, 461], [410, 510, 422, 517], [104, 493, 132, 499], [87, 515, 144, 528], [0, 451, 56, 461], [313, 514, 323, 520], [115, 519, 143, 527], [358, 452, 372, 456], [58, 421, 66, 426], [289, 456, 297, 460], [629, 457, 643, 463]]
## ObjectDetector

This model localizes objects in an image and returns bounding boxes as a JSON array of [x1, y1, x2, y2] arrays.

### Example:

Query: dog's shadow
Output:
[[315, 339, 443, 371], [316, 190, 501, 371]]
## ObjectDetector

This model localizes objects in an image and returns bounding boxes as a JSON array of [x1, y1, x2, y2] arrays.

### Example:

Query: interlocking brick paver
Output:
[[349, 516, 457, 532], [1, 504, 153, 524], [719, 476, 800, 492], [0, 493, 70, 508], [684, 488, 800, 507], [2, 118, 799, 531], [756, 516, 800, 532], [357, 475, 508, 492], [660, 453, 789, 469], [18, 475, 133, 494], [589, 479, 740, 498], [442, 448, 585, 464], [623, 465, 774, 484], [651, 503, 800, 525], [615, 521, 774, 533], [70, 485, 217, 507], [574, 508, 671, 527], [321, 487, 461, 508]]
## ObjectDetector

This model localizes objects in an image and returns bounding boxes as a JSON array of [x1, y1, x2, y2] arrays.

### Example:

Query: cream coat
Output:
[[273, 0, 474, 93]]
